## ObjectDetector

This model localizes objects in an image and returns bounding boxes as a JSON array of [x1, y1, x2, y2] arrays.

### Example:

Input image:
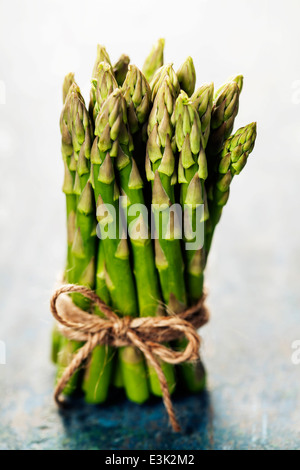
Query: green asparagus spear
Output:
[[150, 63, 180, 101], [89, 45, 112, 121], [118, 75, 160, 317], [112, 354, 124, 389], [53, 82, 78, 373], [214, 74, 243, 100], [56, 83, 96, 395], [62, 72, 75, 104], [174, 90, 208, 304], [70, 87, 96, 305], [114, 123, 161, 320], [60, 86, 77, 283], [82, 242, 115, 403], [82, 64, 121, 403], [205, 80, 241, 223], [113, 54, 130, 86], [206, 122, 257, 254], [146, 77, 187, 313], [51, 325, 62, 364], [174, 91, 208, 392], [90, 62, 118, 123], [95, 240, 111, 308], [85, 64, 131, 400], [206, 81, 240, 160], [116, 73, 176, 396], [142, 38, 165, 82], [177, 57, 196, 97], [66, 66, 117, 403], [92, 89, 150, 404], [51, 73, 77, 364], [191, 82, 214, 149], [91, 44, 112, 78], [122, 64, 151, 191], [122, 64, 151, 136]]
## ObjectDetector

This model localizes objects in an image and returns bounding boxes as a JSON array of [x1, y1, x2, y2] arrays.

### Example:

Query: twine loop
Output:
[[50, 284, 209, 432]]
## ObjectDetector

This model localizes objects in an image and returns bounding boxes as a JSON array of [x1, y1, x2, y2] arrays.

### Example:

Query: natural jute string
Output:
[[50, 284, 209, 432]]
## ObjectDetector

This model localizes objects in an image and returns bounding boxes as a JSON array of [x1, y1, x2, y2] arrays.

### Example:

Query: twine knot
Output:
[[50, 284, 209, 432], [112, 315, 132, 341]]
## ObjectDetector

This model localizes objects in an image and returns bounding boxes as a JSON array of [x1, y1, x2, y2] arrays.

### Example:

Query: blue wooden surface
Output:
[[0, 248, 299, 449]]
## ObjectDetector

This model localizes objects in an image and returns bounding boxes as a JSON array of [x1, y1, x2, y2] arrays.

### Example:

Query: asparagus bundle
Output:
[[52, 40, 257, 410]]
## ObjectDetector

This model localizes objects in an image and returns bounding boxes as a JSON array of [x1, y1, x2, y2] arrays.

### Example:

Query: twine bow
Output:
[[50, 284, 209, 432]]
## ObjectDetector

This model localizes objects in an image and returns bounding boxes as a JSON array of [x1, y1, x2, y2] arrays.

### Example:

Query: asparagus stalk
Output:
[[91, 44, 112, 78], [119, 71, 160, 317], [70, 89, 96, 307], [214, 74, 243, 100], [51, 326, 62, 364], [79, 65, 119, 403], [206, 81, 240, 161], [176, 57, 196, 97], [204, 79, 242, 257], [174, 91, 208, 303], [120, 68, 176, 395], [56, 83, 96, 395], [61, 82, 78, 283], [89, 45, 112, 122], [147, 77, 206, 393], [205, 122, 257, 254], [150, 63, 180, 101], [83, 63, 128, 402], [174, 91, 208, 392], [82, 242, 115, 403], [92, 89, 150, 404], [191, 82, 214, 149], [113, 54, 130, 86], [51, 73, 76, 364], [122, 65, 151, 199], [173, 82, 214, 299], [53, 83, 78, 373], [142, 38, 165, 82], [149, 64, 180, 207], [62, 72, 75, 105], [90, 62, 118, 124], [122, 64, 151, 136], [146, 76, 187, 313], [112, 354, 124, 389], [178, 358, 206, 393]]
